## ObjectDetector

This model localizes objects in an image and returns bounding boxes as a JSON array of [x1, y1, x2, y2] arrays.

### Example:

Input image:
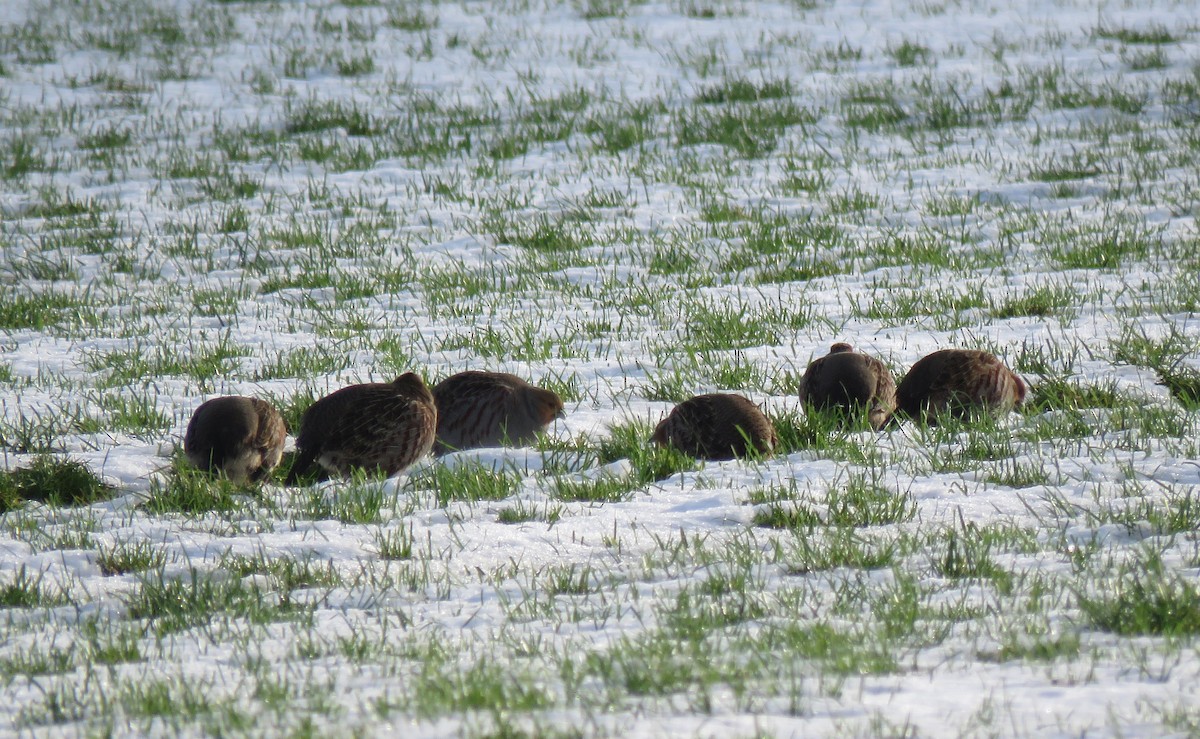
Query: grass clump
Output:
[[757, 621, 899, 675], [127, 568, 311, 637], [695, 76, 794, 104], [551, 472, 641, 503], [597, 420, 697, 483], [826, 470, 916, 527], [752, 500, 822, 529], [751, 471, 913, 528], [978, 621, 1082, 663], [1026, 377, 1125, 411], [777, 527, 899, 574], [930, 521, 1014, 594], [0, 565, 70, 608], [674, 101, 812, 158], [140, 462, 246, 515], [0, 456, 113, 511], [769, 408, 878, 462], [413, 655, 553, 719], [1155, 367, 1200, 409], [1077, 551, 1200, 636], [373, 522, 416, 560], [414, 462, 522, 507], [1110, 323, 1200, 409], [96, 540, 169, 576], [496, 500, 563, 524]]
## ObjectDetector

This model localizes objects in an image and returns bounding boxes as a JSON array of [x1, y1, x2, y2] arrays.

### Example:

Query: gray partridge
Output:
[[895, 349, 1026, 423], [797, 343, 897, 430], [184, 396, 287, 483], [286, 372, 437, 483], [651, 393, 777, 460], [432, 371, 565, 455]]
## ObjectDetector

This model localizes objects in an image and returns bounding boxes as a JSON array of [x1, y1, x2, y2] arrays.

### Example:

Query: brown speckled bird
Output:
[[797, 343, 897, 430], [895, 349, 1026, 423], [286, 372, 437, 483], [184, 396, 287, 484], [431, 371, 565, 455], [651, 393, 777, 461]]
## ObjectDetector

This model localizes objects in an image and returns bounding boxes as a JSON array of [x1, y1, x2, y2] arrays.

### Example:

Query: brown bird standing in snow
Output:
[[184, 396, 287, 484], [286, 372, 437, 483], [431, 371, 565, 455], [651, 393, 777, 461], [797, 343, 897, 430], [895, 349, 1026, 423]]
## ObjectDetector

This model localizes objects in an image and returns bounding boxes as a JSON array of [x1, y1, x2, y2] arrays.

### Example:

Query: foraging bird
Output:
[[895, 349, 1026, 423], [286, 372, 437, 483], [184, 396, 287, 484], [431, 371, 565, 455], [651, 393, 777, 461], [797, 343, 896, 430]]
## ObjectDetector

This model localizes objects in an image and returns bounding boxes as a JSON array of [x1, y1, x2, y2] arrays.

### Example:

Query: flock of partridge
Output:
[[183, 346, 1026, 484]]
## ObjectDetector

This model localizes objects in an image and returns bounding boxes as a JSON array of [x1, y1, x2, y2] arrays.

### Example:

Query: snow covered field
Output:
[[2, 0, 1200, 734]]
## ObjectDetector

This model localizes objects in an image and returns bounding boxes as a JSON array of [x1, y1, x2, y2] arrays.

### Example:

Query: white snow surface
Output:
[[1, 0, 1199, 735]]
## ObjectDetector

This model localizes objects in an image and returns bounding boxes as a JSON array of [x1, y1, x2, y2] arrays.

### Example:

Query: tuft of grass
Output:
[[752, 499, 822, 529], [96, 540, 169, 576], [414, 462, 522, 507], [1094, 23, 1178, 45], [0, 291, 87, 331], [887, 39, 931, 66], [220, 551, 342, 591], [1077, 551, 1200, 636], [930, 521, 1014, 594], [386, 6, 438, 31], [584, 100, 662, 153], [759, 621, 899, 675], [1027, 377, 1125, 411], [597, 420, 697, 484], [695, 77, 793, 104], [1156, 367, 1200, 409], [674, 101, 812, 158], [978, 622, 1081, 663], [982, 457, 1051, 488], [769, 408, 878, 462], [497, 500, 564, 525], [408, 648, 553, 719], [776, 526, 898, 574], [284, 97, 378, 136], [328, 479, 388, 524], [0, 456, 113, 511], [0, 642, 75, 679], [126, 568, 310, 637], [95, 393, 172, 435], [550, 472, 641, 503], [0, 565, 70, 608], [752, 470, 913, 528], [825, 469, 916, 527], [1110, 323, 1200, 409], [989, 283, 1077, 319], [1039, 213, 1160, 270], [841, 85, 908, 131], [373, 522, 416, 560], [2, 133, 48, 179], [141, 462, 246, 515]]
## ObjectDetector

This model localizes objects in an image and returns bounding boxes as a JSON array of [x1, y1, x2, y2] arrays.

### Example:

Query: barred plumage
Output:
[[895, 349, 1026, 423], [651, 393, 777, 461], [432, 371, 565, 455], [286, 372, 437, 483], [797, 343, 897, 430], [184, 396, 287, 484]]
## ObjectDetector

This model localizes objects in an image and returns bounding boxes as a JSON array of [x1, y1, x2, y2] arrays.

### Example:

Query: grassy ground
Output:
[[1, 0, 1200, 735]]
